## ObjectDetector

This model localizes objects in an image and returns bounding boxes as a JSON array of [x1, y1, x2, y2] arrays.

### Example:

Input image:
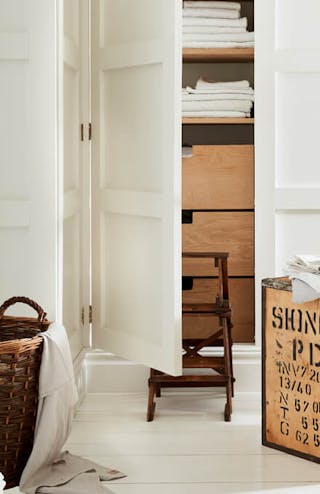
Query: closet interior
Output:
[[181, 0, 255, 344]]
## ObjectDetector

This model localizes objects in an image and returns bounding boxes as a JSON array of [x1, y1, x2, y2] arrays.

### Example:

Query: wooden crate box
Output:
[[262, 277, 320, 463]]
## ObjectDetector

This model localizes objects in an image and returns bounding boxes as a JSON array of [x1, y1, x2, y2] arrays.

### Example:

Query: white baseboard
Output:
[[84, 345, 261, 394]]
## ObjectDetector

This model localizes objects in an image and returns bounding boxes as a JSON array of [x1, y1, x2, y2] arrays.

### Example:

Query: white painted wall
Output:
[[255, 0, 320, 351], [0, 0, 59, 321]]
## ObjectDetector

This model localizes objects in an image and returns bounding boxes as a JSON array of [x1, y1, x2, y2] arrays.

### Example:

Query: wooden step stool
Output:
[[147, 252, 234, 422]]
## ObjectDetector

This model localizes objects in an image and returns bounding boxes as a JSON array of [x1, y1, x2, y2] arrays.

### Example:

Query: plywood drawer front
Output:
[[182, 212, 254, 276], [182, 145, 254, 210], [182, 277, 254, 343]]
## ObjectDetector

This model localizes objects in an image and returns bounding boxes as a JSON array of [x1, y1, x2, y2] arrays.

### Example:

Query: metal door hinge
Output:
[[81, 123, 91, 141], [89, 304, 93, 324], [81, 307, 85, 325]]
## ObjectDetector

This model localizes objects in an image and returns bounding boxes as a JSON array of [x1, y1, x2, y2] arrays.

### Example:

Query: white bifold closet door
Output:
[[62, 0, 90, 358], [255, 0, 320, 344], [91, 0, 182, 375]]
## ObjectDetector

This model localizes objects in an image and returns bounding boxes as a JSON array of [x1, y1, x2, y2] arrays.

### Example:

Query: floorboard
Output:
[[6, 392, 320, 493]]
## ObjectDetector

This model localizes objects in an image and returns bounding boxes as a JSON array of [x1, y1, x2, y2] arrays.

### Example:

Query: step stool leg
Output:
[[228, 318, 235, 397], [222, 317, 233, 422], [147, 369, 156, 422]]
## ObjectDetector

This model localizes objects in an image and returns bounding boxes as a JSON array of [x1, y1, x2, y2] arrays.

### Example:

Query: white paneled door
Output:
[[255, 0, 320, 346], [62, 0, 90, 358], [91, 0, 182, 375]]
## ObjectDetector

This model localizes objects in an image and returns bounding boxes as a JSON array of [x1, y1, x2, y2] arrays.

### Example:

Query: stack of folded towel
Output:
[[286, 255, 320, 303], [183, 1, 254, 48], [182, 77, 254, 118]]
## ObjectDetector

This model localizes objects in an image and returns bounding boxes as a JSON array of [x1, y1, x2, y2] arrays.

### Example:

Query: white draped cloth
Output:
[[20, 323, 125, 494]]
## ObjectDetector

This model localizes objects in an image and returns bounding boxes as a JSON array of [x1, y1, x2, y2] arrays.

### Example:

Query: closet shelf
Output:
[[182, 117, 254, 125], [183, 48, 254, 63]]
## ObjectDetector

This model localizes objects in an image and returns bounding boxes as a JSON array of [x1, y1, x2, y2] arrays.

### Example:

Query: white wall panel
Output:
[[276, 0, 320, 50], [0, 63, 28, 198], [275, 212, 320, 275], [255, 0, 320, 348], [102, 0, 162, 45], [276, 72, 320, 188], [0, 0, 58, 319]]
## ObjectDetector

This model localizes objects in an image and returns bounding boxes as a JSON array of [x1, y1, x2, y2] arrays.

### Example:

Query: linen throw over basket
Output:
[[0, 296, 50, 489]]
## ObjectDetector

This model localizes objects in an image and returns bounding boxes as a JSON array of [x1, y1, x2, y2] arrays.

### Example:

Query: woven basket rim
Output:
[[0, 314, 51, 352], [0, 334, 45, 353]]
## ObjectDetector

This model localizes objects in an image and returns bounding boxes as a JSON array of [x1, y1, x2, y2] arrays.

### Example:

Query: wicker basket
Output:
[[0, 297, 50, 489]]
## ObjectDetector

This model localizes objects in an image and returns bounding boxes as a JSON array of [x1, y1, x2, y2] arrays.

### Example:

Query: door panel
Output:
[[255, 0, 320, 347], [62, 0, 90, 358], [91, 0, 182, 375]]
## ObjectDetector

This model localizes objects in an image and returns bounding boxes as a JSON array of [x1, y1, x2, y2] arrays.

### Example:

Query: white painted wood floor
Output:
[[8, 391, 320, 493]]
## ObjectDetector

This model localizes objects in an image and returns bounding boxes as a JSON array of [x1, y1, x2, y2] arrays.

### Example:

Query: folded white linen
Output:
[[182, 92, 254, 102], [196, 78, 250, 90], [183, 26, 246, 33], [183, 17, 247, 27], [183, 110, 250, 117], [183, 41, 254, 47], [286, 255, 320, 303], [183, 32, 254, 42], [291, 278, 320, 304], [184, 1, 241, 10], [183, 8, 240, 19], [185, 86, 254, 95], [287, 255, 320, 275], [182, 99, 252, 112]]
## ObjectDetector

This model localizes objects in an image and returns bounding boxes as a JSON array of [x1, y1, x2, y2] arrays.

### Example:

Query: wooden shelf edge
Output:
[[183, 47, 254, 63], [182, 117, 254, 125]]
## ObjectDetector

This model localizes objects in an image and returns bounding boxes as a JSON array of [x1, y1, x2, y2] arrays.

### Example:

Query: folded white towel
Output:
[[184, 1, 241, 10], [183, 26, 246, 34], [183, 110, 250, 117], [183, 8, 240, 19], [185, 86, 254, 95], [286, 255, 320, 303], [287, 255, 320, 275], [183, 17, 247, 28], [196, 78, 250, 90], [182, 99, 252, 112], [183, 32, 254, 42], [182, 92, 254, 102], [291, 278, 320, 304]]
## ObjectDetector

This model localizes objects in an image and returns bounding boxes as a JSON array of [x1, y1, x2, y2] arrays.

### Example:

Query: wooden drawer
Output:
[[182, 145, 254, 210], [183, 277, 254, 343], [182, 212, 254, 276]]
